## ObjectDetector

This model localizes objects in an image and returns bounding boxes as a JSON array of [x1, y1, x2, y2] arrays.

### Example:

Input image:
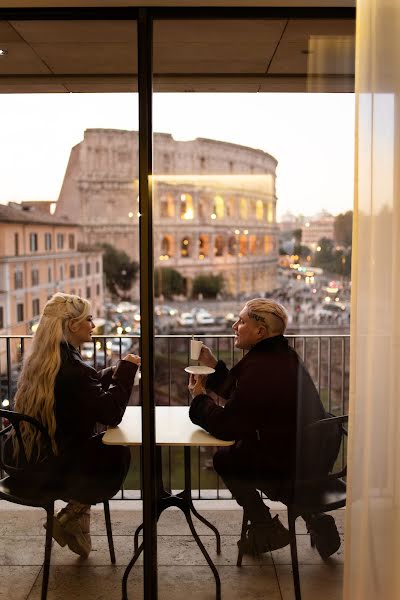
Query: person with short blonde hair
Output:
[[188, 298, 340, 559], [6, 292, 140, 558]]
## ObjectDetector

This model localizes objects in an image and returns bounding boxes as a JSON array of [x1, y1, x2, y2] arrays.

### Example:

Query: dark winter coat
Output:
[[189, 335, 328, 478]]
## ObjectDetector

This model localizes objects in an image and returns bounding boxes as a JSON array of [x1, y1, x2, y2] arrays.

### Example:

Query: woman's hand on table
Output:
[[198, 345, 217, 368], [188, 373, 207, 398], [123, 354, 141, 366]]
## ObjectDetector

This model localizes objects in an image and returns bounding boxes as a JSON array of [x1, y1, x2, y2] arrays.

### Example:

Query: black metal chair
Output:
[[236, 414, 348, 600], [0, 408, 116, 600]]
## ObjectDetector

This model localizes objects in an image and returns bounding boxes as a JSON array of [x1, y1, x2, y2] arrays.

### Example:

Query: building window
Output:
[[86, 262, 91, 276], [0, 306, 3, 329], [77, 264, 83, 277], [181, 237, 190, 258], [31, 269, 39, 286], [96, 261, 100, 274], [180, 194, 194, 220], [86, 286, 91, 298], [60, 265, 64, 281], [57, 233, 64, 249], [240, 198, 248, 220], [44, 232, 52, 250], [68, 234, 75, 249], [14, 233, 19, 256], [213, 195, 225, 219], [32, 299, 40, 317], [69, 265, 75, 279], [96, 284, 100, 295], [256, 200, 264, 220], [14, 271, 23, 290], [160, 193, 175, 218], [48, 266, 52, 283], [29, 232, 38, 252], [17, 303, 24, 323], [267, 202, 274, 223]]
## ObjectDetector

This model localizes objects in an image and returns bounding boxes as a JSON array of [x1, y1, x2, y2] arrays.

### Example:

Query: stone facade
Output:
[[56, 129, 279, 296], [0, 203, 104, 343]]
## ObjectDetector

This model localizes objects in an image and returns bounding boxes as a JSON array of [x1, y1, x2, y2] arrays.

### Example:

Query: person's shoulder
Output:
[[59, 343, 96, 378]]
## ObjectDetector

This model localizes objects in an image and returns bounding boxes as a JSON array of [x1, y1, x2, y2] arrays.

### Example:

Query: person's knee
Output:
[[213, 449, 232, 476]]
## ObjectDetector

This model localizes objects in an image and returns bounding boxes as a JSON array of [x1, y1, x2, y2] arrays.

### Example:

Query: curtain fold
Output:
[[344, 0, 400, 598]]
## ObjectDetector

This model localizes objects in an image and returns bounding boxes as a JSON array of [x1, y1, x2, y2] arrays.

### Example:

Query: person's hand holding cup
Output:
[[198, 344, 218, 369]]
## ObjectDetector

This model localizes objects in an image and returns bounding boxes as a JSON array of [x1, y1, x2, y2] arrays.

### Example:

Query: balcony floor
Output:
[[0, 500, 344, 600]]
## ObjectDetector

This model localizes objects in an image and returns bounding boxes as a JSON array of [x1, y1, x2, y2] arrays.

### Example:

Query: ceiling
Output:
[[0, 16, 355, 93]]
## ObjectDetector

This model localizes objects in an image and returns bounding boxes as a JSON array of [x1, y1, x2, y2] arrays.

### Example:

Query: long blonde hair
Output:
[[13, 292, 91, 460]]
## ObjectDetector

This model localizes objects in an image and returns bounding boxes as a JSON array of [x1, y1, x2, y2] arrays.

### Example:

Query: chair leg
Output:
[[236, 510, 249, 567], [42, 503, 54, 600], [103, 500, 116, 564], [287, 508, 302, 600]]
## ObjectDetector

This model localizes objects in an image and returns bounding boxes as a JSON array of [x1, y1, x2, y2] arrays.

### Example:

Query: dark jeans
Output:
[[213, 446, 293, 523], [4, 433, 131, 506]]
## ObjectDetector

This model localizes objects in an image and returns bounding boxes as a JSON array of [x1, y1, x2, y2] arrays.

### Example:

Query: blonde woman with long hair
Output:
[[6, 292, 140, 558]]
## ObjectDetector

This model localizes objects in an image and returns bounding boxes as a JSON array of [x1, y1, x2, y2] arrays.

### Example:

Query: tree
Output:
[[154, 267, 185, 298], [292, 228, 302, 245], [334, 211, 353, 247], [192, 273, 224, 299], [313, 237, 335, 270], [100, 244, 139, 300]]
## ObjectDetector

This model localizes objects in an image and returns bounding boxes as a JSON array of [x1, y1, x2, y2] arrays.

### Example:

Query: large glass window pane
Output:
[[153, 15, 353, 599], [0, 17, 143, 599]]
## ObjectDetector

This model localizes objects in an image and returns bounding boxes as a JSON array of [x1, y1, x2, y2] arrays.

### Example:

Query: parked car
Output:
[[192, 309, 215, 326], [176, 312, 195, 327]]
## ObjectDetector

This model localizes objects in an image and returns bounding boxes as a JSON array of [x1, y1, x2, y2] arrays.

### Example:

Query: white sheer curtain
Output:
[[344, 0, 400, 598]]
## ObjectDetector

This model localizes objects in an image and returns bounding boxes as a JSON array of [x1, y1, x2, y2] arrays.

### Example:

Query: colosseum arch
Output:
[[239, 197, 248, 219], [213, 195, 225, 219], [180, 193, 194, 220], [161, 235, 174, 257], [214, 234, 225, 257], [180, 236, 191, 257], [199, 234, 209, 258], [256, 199, 264, 220]]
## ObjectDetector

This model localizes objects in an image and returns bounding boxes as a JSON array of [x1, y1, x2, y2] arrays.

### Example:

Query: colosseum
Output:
[[56, 129, 279, 297]]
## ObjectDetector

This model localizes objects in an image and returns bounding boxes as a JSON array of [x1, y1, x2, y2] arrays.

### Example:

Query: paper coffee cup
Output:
[[190, 339, 203, 360]]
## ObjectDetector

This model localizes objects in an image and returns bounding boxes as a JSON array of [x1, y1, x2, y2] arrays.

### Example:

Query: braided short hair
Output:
[[245, 298, 288, 336]]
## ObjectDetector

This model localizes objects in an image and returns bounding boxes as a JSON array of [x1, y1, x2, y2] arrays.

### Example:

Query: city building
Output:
[[0, 203, 104, 342], [301, 210, 335, 249], [55, 129, 279, 297]]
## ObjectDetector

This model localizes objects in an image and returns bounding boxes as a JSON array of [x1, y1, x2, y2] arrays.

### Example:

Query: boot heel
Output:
[[50, 516, 70, 547]]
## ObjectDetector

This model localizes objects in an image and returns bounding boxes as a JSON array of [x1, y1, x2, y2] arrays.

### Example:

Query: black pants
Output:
[[59, 433, 131, 505], [4, 433, 131, 506], [213, 446, 293, 523]]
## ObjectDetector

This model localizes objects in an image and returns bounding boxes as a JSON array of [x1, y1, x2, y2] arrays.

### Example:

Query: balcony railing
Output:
[[0, 333, 349, 499]]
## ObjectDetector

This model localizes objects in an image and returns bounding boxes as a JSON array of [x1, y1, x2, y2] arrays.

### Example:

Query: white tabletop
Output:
[[103, 406, 234, 447]]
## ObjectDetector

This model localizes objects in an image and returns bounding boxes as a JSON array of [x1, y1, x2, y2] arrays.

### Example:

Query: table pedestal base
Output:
[[122, 446, 222, 600]]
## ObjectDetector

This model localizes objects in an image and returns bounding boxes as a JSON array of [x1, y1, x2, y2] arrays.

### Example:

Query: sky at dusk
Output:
[[0, 92, 355, 219]]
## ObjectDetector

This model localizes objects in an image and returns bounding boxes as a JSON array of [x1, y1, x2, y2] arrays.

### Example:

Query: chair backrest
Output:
[[296, 414, 348, 488], [0, 409, 54, 476]]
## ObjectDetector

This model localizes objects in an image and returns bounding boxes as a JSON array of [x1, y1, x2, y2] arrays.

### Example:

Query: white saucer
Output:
[[184, 365, 215, 375]]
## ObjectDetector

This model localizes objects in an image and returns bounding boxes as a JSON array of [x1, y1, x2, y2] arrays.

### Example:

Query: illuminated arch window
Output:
[[239, 234, 248, 255], [249, 235, 257, 254], [214, 235, 225, 257], [199, 234, 209, 259], [213, 195, 224, 219], [240, 198, 248, 220], [256, 200, 264, 220], [180, 193, 194, 220], [181, 237, 191, 258], [228, 235, 236, 255], [264, 235, 272, 254], [160, 193, 175, 218], [161, 235, 173, 258]]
